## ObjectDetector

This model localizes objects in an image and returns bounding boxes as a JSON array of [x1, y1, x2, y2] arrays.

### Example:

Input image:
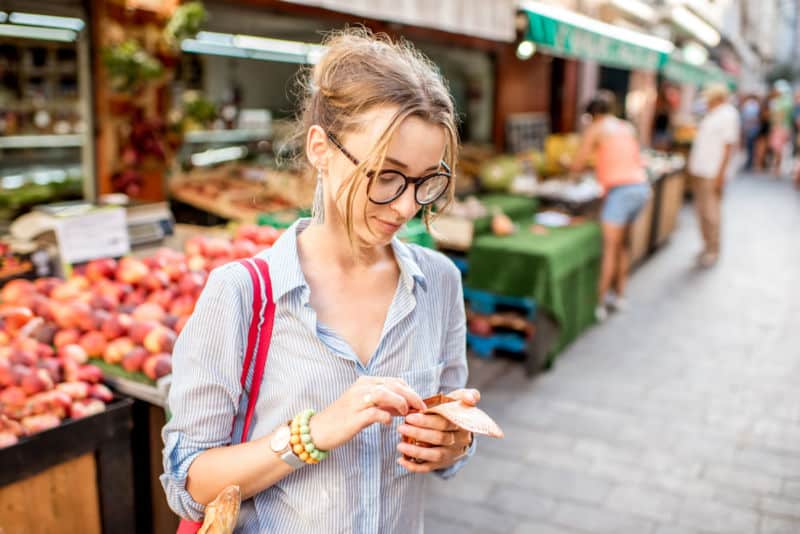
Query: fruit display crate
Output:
[[90, 358, 170, 407], [0, 397, 136, 534]]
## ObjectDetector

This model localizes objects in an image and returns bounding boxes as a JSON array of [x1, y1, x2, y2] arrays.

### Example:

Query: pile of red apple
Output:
[[0, 224, 280, 447]]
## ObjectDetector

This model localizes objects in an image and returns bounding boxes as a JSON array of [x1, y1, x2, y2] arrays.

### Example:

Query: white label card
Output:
[[54, 207, 130, 264]]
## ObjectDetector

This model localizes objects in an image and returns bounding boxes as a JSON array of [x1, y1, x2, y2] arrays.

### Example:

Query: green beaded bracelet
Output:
[[290, 409, 329, 464]]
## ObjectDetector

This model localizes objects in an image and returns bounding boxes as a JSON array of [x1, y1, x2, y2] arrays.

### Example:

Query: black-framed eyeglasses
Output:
[[326, 132, 451, 206]]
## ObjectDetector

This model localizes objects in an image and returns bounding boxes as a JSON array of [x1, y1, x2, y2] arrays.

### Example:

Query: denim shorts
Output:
[[601, 182, 651, 225]]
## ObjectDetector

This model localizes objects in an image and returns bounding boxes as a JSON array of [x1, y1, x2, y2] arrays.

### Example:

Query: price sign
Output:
[[54, 207, 130, 264]]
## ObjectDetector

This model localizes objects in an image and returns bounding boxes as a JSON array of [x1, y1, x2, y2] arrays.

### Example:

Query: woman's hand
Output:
[[396, 388, 480, 473], [309, 376, 426, 452]]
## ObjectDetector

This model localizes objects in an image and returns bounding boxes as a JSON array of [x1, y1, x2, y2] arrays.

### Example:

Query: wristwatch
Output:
[[270, 424, 306, 470]]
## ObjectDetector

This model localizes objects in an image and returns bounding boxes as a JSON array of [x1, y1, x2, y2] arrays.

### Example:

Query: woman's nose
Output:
[[391, 185, 419, 219]]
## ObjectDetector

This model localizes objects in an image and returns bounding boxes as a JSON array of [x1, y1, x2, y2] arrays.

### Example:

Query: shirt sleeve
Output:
[[722, 108, 741, 145], [160, 263, 249, 521], [435, 259, 475, 479]]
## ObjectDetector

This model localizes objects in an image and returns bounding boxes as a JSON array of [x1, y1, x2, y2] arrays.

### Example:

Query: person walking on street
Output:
[[571, 91, 651, 322], [688, 84, 740, 268]]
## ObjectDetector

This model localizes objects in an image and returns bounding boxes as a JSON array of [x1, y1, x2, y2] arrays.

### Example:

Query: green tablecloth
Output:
[[473, 194, 539, 235], [466, 222, 602, 361]]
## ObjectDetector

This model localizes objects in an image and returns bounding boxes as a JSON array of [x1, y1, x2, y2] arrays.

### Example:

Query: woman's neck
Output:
[[298, 219, 391, 272]]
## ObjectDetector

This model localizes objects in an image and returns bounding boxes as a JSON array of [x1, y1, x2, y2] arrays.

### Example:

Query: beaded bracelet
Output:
[[289, 409, 329, 464]]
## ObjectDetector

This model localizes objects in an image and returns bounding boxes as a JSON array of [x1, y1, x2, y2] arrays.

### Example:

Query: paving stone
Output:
[[677, 498, 760, 533], [760, 515, 800, 534], [702, 463, 783, 494], [512, 521, 584, 534], [486, 486, 557, 520], [513, 462, 614, 505], [760, 496, 800, 520], [605, 485, 681, 523], [552, 502, 656, 533], [424, 495, 517, 533]]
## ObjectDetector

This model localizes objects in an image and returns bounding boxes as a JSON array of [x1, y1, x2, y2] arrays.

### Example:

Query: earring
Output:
[[311, 168, 325, 224]]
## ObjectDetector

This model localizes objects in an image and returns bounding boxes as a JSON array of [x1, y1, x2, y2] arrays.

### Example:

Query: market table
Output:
[[466, 222, 602, 365], [473, 194, 539, 235]]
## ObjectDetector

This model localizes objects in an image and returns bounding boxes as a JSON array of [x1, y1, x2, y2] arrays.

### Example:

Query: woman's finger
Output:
[[397, 442, 446, 464], [396, 456, 436, 473], [381, 380, 426, 412], [359, 406, 393, 426], [404, 412, 458, 431], [397, 424, 455, 447], [363, 385, 410, 415], [447, 388, 481, 406]]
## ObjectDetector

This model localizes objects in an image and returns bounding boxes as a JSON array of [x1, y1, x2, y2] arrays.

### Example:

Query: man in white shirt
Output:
[[688, 84, 740, 267]]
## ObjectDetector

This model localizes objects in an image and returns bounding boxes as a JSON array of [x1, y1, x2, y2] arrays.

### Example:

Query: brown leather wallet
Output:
[[402, 394, 504, 462]]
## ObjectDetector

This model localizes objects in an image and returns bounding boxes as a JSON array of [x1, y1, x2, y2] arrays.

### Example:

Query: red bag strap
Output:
[[235, 258, 275, 443]]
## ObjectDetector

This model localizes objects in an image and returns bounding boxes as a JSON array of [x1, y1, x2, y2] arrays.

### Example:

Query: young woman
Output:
[[161, 29, 479, 532], [570, 91, 650, 321]]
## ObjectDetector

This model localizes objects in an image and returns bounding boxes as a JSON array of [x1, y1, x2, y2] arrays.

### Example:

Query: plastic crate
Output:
[[463, 287, 536, 319], [467, 332, 528, 359]]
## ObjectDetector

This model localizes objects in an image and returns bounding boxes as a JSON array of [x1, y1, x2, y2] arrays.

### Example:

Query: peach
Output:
[[33, 277, 62, 297], [163, 261, 188, 282], [187, 255, 208, 272], [184, 235, 207, 257], [58, 343, 89, 365], [69, 302, 94, 331], [235, 224, 259, 242], [129, 320, 158, 344], [174, 315, 189, 335], [37, 358, 62, 383], [35, 342, 54, 360], [0, 306, 34, 333], [104, 337, 135, 364], [1, 278, 34, 304], [255, 226, 280, 246], [70, 399, 105, 419], [76, 365, 103, 384], [90, 384, 114, 403], [0, 432, 18, 447], [86, 258, 117, 281], [101, 314, 132, 340], [121, 347, 148, 373], [54, 329, 81, 349], [21, 413, 61, 434], [139, 271, 169, 292], [123, 288, 147, 307], [144, 326, 177, 354], [56, 381, 90, 400], [142, 353, 172, 381], [178, 271, 206, 297], [79, 331, 107, 358], [116, 257, 149, 285], [203, 237, 232, 259], [133, 302, 166, 323], [89, 293, 119, 312], [27, 390, 72, 417], [232, 239, 258, 259], [29, 321, 57, 346], [0, 359, 12, 387], [9, 349, 37, 367], [146, 289, 175, 311], [21, 369, 54, 395], [0, 386, 26, 407], [51, 282, 82, 302]]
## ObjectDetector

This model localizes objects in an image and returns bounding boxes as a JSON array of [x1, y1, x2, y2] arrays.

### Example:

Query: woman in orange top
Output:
[[571, 91, 650, 321]]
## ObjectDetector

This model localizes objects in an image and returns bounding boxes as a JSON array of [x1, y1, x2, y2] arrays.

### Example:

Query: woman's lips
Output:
[[375, 218, 402, 233]]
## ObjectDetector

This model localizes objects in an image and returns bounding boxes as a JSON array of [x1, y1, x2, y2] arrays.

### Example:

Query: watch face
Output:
[[270, 425, 291, 452]]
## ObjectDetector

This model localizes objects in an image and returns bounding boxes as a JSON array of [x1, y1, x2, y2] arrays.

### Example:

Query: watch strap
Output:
[[280, 448, 307, 470]]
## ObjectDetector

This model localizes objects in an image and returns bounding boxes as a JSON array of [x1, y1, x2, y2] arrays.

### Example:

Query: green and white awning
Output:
[[662, 54, 737, 88], [521, 1, 673, 71]]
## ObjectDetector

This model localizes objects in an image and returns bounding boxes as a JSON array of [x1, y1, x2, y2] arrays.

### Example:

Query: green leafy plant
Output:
[[164, 2, 207, 47], [102, 40, 163, 93], [182, 90, 217, 125]]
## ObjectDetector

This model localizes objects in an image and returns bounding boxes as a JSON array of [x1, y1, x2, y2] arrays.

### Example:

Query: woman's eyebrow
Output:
[[384, 156, 440, 173]]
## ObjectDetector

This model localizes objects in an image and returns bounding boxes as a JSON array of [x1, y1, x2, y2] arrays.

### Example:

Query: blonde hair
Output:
[[296, 27, 459, 240]]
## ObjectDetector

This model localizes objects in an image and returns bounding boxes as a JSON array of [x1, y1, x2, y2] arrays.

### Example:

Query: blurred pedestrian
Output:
[[754, 94, 772, 171], [769, 80, 793, 176], [688, 84, 740, 268], [570, 90, 650, 321], [740, 95, 760, 170]]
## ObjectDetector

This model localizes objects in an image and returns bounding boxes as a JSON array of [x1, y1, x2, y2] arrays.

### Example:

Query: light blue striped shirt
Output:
[[161, 218, 473, 533]]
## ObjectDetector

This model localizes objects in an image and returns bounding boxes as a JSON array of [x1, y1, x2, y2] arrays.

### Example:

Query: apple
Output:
[[101, 314, 132, 340], [142, 353, 172, 381], [121, 346, 148, 373], [144, 326, 177, 354], [86, 258, 117, 281], [54, 329, 81, 349], [58, 344, 89, 365], [1, 279, 34, 304], [184, 235, 207, 257], [56, 381, 90, 400], [116, 257, 149, 285], [79, 331, 107, 358], [133, 302, 166, 323], [129, 320, 158, 344], [104, 337, 135, 364], [70, 399, 105, 419]]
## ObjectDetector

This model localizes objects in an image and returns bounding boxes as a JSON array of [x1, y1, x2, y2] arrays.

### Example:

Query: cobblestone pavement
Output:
[[425, 173, 800, 534]]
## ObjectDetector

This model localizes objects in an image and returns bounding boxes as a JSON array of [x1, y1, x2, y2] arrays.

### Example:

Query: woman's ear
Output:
[[306, 125, 329, 171]]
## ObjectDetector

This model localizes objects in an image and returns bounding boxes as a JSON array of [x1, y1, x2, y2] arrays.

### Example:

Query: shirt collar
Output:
[[259, 218, 428, 300]]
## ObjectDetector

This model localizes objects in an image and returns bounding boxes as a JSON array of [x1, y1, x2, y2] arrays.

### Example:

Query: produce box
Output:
[[0, 397, 136, 534]]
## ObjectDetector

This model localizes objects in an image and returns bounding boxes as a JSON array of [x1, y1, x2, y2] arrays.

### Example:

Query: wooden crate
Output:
[[0, 399, 135, 534]]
